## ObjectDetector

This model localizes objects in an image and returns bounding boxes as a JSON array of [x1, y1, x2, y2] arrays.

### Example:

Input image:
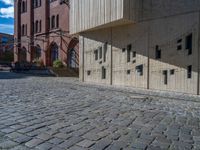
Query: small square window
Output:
[[87, 70, 91, 76], [136, 65, 143, 76], [170, 69, 175, 75], [132, 60, 136, 64], [122, 48, 126, 52], [127, 70, 131, 75], [127, 44, 132, 51], [132, 51, 136, 58], [177, 45, 182, 50], [177, 39, 182, 43]]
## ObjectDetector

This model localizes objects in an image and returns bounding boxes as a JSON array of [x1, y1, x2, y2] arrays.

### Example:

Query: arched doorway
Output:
[[67, 38, 79, 68], [68, 48, 78, 68], [19, 47, 27, 62], [47, 42, 59, 66], [34, 45, 41, 59]]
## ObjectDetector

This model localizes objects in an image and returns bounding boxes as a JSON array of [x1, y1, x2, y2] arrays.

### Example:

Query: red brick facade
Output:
[[14, 0, 79, 67]]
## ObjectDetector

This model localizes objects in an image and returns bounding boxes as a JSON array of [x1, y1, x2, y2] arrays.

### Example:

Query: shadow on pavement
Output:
[[0, 71, 46, 79]]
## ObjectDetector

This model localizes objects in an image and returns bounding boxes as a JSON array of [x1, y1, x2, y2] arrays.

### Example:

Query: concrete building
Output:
[[70, 0, 200, 95], [14, 0, 79, 68], [0, 33, 14, 62]]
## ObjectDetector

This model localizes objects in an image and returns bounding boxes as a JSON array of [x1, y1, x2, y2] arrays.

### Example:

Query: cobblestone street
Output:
[[0, 72, 200, 150]]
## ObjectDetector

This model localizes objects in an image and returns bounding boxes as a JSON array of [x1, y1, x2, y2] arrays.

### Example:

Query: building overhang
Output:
[[70, 0, 138, 35]]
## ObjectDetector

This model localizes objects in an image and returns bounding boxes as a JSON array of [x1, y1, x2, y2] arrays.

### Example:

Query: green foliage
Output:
[[32, 58, 44, 67], [2, 51, 14, 62], [53, 59, 64, 68]]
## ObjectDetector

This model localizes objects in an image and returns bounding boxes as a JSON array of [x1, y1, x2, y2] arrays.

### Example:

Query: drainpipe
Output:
[[82, 36, 85, 82], [110, 28, 113, 85], [197, 11, 200, 95]]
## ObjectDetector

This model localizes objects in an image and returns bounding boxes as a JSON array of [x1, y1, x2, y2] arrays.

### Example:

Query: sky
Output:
[[0, 0, 14, 35]]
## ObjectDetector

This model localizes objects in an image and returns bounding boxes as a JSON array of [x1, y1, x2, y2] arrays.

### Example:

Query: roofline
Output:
[[0, 32, 14, 37]]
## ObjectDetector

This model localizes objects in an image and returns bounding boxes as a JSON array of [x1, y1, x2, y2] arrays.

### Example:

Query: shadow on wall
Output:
[[81, 12, 199, 74]]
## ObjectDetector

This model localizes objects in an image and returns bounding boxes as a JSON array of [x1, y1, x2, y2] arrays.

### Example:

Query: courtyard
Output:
[[0, 72, 200, 150]]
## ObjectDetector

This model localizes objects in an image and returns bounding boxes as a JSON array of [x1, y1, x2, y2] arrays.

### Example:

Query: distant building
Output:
[[0, 33, 14, 63], [70, 0, 200, 95], [14, 0, 79, 68]]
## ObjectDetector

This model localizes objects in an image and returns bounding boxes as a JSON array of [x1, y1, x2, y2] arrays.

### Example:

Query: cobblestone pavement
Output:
[[0, 72, 200, 150]]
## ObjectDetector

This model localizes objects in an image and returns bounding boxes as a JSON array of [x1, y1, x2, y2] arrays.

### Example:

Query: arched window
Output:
[[21, 1, 26, 13], [51, 16, 55, 29], [35, 45, 41, 59], [56, 15, 59, 28], [39, 20, 42, 32], [22, 25, 25, 35], [35, 20, 39, 33], [20, 47, 27, 62]]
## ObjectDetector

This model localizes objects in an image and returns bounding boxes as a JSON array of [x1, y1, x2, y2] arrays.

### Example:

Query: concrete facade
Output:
[[14, 0, 79, 67], [70, 0, 200, 95]]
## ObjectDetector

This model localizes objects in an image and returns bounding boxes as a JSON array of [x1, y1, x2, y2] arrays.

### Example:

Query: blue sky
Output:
[[0, 0, 14, 35]]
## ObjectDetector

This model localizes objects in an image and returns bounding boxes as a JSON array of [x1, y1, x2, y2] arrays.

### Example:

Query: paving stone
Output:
[[0, 140, 19, 149], [90, 138, 112, 150], [25, 138, 44, 148], [54, 132, 71, 140], [37, 133, 52, 141], [1, 73, 200, 150], [6, 132, 24, 139], [13, 135, 32, 144], [36, 142, 54, 150], [76, 139, 95, 148], [1, 128, 16, 134], [48, 137, 63, 145], [58, 136, 83, 149]]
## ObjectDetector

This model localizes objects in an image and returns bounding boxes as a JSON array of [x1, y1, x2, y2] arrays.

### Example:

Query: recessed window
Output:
[[185, 33, 193, 55], [177, 39, 182, 50], [103, 42, 107, 62], [94, 50, 98, 61], [56, 15, 59, 28], [122, 48, 126, 52], [99, 47, 102, 59], [136, 65, 143, 76], [187, 65, 192, 79], [21, 0, 27, 13], [33, 0, 41, 8], [127, 70, 131, 75], [155, 45, 161, 59], [51, 15, 55, 29], [87, 70, 91, 76], [163, 70, 168, 85], [170, 69, 175, 75], [127, 44, 132, 62], [132, 51, 136, 58], [102, 66, 106, 79]]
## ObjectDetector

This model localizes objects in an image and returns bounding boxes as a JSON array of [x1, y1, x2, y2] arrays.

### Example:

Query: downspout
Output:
[[82, 36, 84, 82], [110, 28, 113, 85], [197, 11, 200, 95]]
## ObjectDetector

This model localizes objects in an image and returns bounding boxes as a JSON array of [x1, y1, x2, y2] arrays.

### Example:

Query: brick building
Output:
[[0, 33, 14, 62], [14, 0, 79, 68], [70, 0, 200, 95]]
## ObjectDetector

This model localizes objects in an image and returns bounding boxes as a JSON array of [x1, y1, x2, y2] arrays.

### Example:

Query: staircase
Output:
[[49, 67, 79, 77]]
